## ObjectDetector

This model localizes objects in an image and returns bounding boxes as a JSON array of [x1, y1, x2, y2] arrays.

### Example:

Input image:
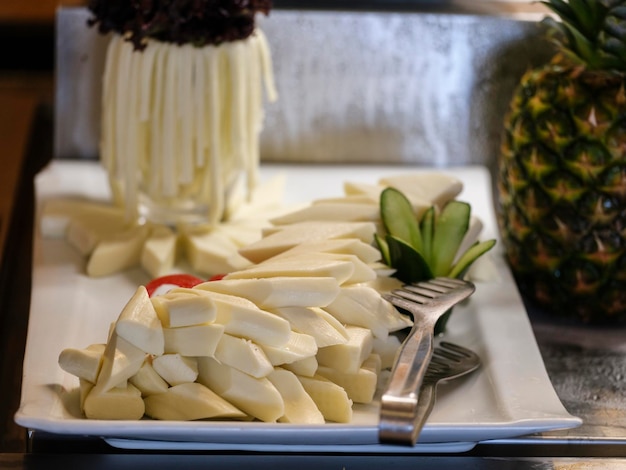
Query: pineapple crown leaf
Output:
[[541, 0, 626, 71]]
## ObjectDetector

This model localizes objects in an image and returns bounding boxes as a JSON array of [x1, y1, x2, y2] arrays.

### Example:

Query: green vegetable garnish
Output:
[[378, 186, 496, 332]]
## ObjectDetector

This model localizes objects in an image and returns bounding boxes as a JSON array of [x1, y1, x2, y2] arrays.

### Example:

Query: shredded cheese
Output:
[[100, 30, 277, 224]]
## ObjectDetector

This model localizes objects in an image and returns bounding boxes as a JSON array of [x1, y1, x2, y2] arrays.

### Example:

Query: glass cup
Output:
[[100, 30, 276, 226]]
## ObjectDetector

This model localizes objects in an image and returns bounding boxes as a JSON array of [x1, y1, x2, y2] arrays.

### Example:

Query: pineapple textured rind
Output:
[[499, 59, 626, 323]]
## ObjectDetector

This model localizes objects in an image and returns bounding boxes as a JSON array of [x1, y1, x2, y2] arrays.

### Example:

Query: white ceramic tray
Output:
[[15, 161, 581, 453]]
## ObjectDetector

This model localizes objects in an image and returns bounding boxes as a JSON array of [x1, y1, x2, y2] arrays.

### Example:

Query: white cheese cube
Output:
[[151, 289, 217, 327], [197, 357, 284, 422], [238, 221, 376, 263], [316, 365, 378, 404], [78, 378, 93, 413], [214, 334, 273, 378], [84, 382, 145, 420], [324, 285, 412, 339], [58, 343, 105, 383], [94, 329, 146, 394], [282, 356, 318, 377], [373, 334, 403, 370], [270, 306, 348, 348], [297, 375, 353, 423], [39, 198, 124, 239], [163, 323, 224, 357], [129, 361, 169, 396], [271, 238, 381, 265], [86, 224, 151, 277], [206, 291, 291, 348], [378, 173, 462, 209], [183, 229, 252, 276], [316, 326, 373, 374], [152, 354, 198, 386], [269, 202, 379, 225], [115, 285, 164, 355], [261, 331, 318, 366], [141, 225, 177, 278], [194, 276, 340, 309], [65, 209, 129, 256], [144, 382, 246, 421], [224, 254, 355, 285], [268, 368, 325, 424]]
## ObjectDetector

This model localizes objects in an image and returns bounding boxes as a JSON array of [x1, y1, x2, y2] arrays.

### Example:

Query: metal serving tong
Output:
[[379, 277, 476, 445]]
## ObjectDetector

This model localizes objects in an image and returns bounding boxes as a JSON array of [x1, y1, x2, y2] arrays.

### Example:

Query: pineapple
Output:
[[498, 0, 626, 323]]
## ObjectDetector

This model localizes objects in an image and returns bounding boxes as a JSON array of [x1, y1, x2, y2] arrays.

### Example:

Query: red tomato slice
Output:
[[145, 273, 205, 297]]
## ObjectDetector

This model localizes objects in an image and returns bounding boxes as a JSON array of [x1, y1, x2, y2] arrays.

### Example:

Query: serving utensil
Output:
[[411, 341, 481, 442], [379, 277, 475, 445]]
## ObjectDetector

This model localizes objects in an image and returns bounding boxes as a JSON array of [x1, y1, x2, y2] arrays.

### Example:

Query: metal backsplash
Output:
[[55, 7, 552, 169]]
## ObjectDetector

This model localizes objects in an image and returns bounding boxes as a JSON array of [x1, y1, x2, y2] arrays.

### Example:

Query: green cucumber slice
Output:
[[430, 200, 471, 277], [380, 187, 422, 252], [420, 206, 435, 268], [447, 239, 496, 279], [386, 235, 433, 284]]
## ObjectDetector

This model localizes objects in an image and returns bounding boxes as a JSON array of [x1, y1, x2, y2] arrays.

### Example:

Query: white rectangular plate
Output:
[[15, 161, 581, 453]]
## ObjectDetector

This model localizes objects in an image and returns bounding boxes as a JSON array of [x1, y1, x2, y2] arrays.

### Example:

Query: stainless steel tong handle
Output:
[[378, 278, 475, 445]]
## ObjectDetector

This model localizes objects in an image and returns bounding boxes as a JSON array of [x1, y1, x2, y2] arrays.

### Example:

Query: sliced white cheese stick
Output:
[[270, 306, 349, 348], [364, 275, 403, 294], [324, 285, 412, 340], [214, 333, 274, 378], [40, 198, 125, 239], [115, 285, 165, 355], [94, 329, 146, 394], [65, 210, 129, 255], [268, 368, 325, 424], [194, 276, 340, 309], [261, 331, 318, 366], [297, 375, 353, 423], [311, 253, 377, 284], [152, 354, 198, 386], [224, 254, 356, 285], [151, 289, 217, 328], [197, 357, 284, 422], [84, 382, 145, 420], [239, 221, 377, 263], [316, 363, 378, 404], [282, 355, 318, 377], [313, 194, 378, 205], [58, 343, 105, 383], [183, 229, 252, 276], [144, 382, 246, 421], [129, 361, 169, 396], [212, 222, 266, 247], [343, 181, 432, 217], [86, 224, 151, 277], [378, 173, 463, 209], [198, 291, 292, 348], [342, 181, 383, 200], [227, 173, 286, 222], [163, 323, 224, 357], [363, 353, 383, 376], [271, 238, 381, 265], [269, 202, 379, 226], [373, 334, 403, 370], [141, 224, 177, 278], [79, 378, 93, 413], [316, 326, 373, 375]]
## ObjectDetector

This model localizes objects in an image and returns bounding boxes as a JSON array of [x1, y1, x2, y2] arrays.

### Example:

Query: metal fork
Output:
[[379, 277, 475, 445], [411, 341, 481, 443]]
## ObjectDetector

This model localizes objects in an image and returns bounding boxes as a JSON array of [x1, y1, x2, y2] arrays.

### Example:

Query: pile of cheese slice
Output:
[[58, 172, 479, 423]]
